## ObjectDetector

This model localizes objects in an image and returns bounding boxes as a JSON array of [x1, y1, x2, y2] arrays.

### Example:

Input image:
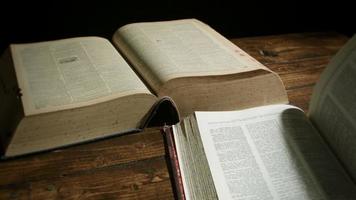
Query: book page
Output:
[[113, 19, 265, 91], [309, 35, 356, 181], [195, 105, 356, 199], [11, 37, 152, 115]]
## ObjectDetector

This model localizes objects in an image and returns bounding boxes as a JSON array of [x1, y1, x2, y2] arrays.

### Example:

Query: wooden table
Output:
[[0, 32, 349, 199]]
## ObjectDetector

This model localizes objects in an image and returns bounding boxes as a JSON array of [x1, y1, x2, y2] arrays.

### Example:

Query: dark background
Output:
[[0, 0, 354, 54]]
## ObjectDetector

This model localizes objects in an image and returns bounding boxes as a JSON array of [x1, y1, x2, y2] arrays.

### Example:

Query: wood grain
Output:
[[231, 32, 348, 65], [0, 32, 348, 199], [0, 128, 165, 185], [0, 129, 174, 200], [233, 32, 348, 112], [0, 156, 173, 200]]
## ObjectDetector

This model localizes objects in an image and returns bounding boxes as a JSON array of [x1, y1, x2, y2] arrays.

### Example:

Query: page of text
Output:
[[196, 105, 356, 199], [309, 35, 356, 181], [11, 37, 151, 115], [113, 19, 264, 89]]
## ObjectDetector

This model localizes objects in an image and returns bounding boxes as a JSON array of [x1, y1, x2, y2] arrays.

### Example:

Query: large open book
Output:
[[166, 35, 356, 199], [0, 19, 287, 158]]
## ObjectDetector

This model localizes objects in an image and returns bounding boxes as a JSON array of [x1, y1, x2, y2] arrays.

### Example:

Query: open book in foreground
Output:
[[166, 35, 356, 199], [0, 19, 287, 158]]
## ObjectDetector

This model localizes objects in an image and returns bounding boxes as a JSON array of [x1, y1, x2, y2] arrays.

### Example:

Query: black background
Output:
[[0, 0, 354, 54]]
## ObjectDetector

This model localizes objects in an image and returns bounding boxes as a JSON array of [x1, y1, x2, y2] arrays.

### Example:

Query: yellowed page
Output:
[[6, 93, 155, 157], [309, 35, 356, 181], [113, 19, 265, 92], [162, 71, 287, 117], [11, 37, 151, 115]]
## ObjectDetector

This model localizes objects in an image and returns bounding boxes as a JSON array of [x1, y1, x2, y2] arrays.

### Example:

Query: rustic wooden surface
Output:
[[0, 32, 348, 199]]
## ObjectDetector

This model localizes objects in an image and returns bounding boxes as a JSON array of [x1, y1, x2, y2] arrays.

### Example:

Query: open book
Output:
[[0, 19, 287, 158], [166, 35, 356, 199]]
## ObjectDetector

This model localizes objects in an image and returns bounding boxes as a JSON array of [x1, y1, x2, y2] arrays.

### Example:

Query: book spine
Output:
[[162, 126, 186, 200], [0, 49, 25, 157]]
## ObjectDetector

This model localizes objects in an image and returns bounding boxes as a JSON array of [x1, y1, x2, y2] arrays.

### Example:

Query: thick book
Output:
[[0, 19, 287, 158], [164, 35, 356, 199]]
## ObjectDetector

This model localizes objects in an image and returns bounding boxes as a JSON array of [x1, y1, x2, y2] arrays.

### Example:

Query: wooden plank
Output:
[[232, 32, 349, 113], [287, 86, 314, 112], [0, 156, 174, 200], [232, 32, 348, 65], [0, 128, 165, 186], [273, 60, 325, 90]]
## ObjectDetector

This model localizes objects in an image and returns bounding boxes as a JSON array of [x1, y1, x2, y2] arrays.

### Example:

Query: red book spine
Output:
[[162, 126, 186, 200]]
